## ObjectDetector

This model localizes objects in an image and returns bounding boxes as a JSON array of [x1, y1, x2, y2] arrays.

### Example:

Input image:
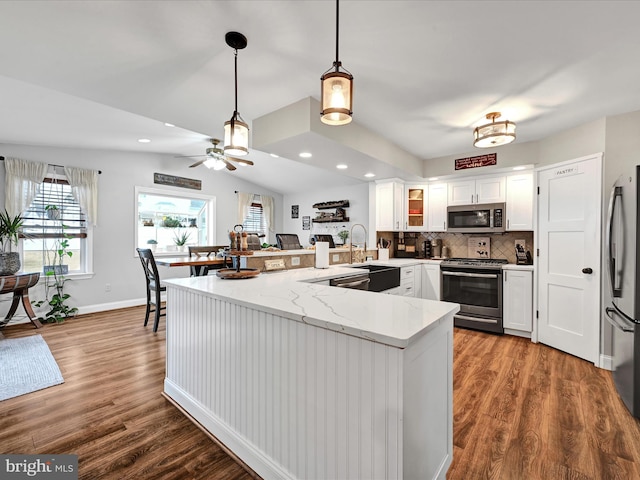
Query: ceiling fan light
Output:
[[223, 118, 249, 156], [473, 112, 516, 148], [321, 71, 353, 125]]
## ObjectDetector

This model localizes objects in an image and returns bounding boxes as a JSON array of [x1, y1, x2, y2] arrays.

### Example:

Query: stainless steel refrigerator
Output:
[[605, 165, 640, 417]]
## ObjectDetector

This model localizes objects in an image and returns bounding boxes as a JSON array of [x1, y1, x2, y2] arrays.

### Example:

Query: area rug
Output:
[[0, 334, 64, 401]]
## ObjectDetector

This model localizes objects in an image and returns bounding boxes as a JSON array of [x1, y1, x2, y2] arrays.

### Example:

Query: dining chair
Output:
[[188, 245, 228, 276], [275, 234, 302, 250], [311, 234, 336, 248], [136, 248, 166, 332]]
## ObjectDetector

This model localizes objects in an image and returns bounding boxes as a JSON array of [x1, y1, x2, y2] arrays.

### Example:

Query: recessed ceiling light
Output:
[[164, 122, 175, 127], [336, 164, 348, 169], [299, 152, 312, 158], [364, 173, 376, 178], [138, 138, 151, 143], [512, 166, 526, 171], [428, 177, 439, 181], [270, 153, 280, 158]]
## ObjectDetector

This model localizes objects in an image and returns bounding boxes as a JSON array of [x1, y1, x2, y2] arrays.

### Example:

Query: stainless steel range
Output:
[[440, 258, 508, 334]]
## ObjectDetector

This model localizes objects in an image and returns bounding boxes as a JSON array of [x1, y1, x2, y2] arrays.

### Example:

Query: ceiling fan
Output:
[[178, 138, 254, 171]]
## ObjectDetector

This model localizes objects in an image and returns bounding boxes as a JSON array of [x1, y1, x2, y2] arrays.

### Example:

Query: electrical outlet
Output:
[[332, 254, 340, 262], [291, 257, 300, 266], [105, 283, 111, 292]]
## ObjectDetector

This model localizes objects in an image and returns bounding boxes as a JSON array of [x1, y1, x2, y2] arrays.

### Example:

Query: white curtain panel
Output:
[[260, 195, 275, 232], [3, 157, 48, 217], [64, 166, 99, 226], [237, 192, 253, 224]]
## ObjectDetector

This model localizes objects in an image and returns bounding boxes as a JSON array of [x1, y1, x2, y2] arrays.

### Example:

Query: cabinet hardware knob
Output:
[[582, 267, 593, 274]]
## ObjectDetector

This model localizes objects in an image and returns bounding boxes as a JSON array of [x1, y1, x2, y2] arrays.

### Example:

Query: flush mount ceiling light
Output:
[[473, 112, 516, 148], [223, 32, 249, 156], [320, 0, 353, 126]]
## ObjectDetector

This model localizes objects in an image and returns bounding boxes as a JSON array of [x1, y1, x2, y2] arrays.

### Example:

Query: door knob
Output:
[[582, 267, 593, 274]]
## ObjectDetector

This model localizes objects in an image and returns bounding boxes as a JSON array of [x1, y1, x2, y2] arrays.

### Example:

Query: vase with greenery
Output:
[[33, 224, 78, 323], [0, 210, 24, 275], [337, 229, 349, 245]]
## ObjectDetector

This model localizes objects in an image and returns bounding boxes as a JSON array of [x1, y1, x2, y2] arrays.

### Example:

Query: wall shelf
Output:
[[312, 200, 350, 210]]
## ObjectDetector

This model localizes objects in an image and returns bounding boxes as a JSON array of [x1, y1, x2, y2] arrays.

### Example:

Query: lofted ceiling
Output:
[[1, 1, 640, 194]]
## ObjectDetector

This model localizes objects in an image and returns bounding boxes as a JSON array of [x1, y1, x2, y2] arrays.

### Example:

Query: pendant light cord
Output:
[[335, 0, 340, 67], [234, 48, 239, 115]]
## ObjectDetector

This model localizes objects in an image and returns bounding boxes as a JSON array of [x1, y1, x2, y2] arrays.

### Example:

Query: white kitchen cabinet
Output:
[[399, 265, 420, 297], [427, 183, 447, 232], [404, 184, 427, 231], [375, 181, 404, 231], [503, 268, 533, 335], [421, 263, 441, 300], [448, 176, 506, 205], [506, 173, 534, 230]]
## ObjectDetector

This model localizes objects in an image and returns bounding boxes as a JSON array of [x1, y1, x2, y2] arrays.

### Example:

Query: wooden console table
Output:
[[0, 273, 42, 330]]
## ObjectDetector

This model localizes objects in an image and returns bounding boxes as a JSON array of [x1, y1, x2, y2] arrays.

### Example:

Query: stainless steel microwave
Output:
[[446, 202, 506, 233]]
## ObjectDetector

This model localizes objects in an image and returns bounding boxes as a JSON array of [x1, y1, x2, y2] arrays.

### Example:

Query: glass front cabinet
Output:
[[405, 185, 427, 231]]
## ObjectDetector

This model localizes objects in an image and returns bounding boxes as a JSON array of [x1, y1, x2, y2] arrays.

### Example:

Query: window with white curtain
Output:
[[242, 200, 267, 237], [20, 173, 92, 275]]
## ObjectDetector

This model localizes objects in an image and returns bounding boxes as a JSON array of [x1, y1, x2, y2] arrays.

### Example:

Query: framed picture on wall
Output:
[[291, 205, 299, 219], [302, 216, 310, 230]]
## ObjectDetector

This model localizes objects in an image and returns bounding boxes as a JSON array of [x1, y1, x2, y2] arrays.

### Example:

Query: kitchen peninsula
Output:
[[163, 264, 459, 480]]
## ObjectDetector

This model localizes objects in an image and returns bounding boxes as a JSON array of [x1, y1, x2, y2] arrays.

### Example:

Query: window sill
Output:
[[25, 271, 96, 281]]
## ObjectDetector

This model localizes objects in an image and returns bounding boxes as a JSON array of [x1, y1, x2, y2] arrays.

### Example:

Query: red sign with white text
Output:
[[454, 153, 497, 170]]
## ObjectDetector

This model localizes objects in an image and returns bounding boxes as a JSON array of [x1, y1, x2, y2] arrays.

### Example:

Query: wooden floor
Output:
[[1, 308, 640, 480]]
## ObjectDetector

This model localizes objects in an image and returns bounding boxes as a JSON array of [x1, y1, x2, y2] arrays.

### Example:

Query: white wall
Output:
[[282, 183, 370, 247], [0, 143, 282, 316]]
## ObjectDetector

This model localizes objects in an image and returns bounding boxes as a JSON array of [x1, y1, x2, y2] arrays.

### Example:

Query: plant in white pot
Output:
[[146, 239, 158, 252], [173, 231, 191, 252], [0, 210, 24, 275]]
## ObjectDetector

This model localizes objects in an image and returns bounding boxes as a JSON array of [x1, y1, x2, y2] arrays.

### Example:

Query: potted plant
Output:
[[173, 231, 191, 252], [162, 216, 181, 228], [0, 210, 24, 275], [33, 225, 78, 323], [45, 204, 61, 220], [146, 239, 158, 252], [337, 229, 349, 246]]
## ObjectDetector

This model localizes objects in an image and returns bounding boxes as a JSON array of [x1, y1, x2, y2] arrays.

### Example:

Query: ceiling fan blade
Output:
[[228, 156, 254, 166], [223, 159, 237, 171], [175, 154, 207, 158], [189, 158, 208, 168]]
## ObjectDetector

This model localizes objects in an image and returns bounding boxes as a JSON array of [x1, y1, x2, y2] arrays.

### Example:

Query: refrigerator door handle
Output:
[[605, 185, 623, 297], [605, 306, 636, 332]]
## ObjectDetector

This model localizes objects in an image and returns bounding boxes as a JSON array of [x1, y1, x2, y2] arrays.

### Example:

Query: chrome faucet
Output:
[[349, 223, 367, 264]]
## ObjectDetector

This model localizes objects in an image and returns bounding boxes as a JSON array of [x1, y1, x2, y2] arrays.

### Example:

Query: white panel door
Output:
[[537, 154, 602, 363]]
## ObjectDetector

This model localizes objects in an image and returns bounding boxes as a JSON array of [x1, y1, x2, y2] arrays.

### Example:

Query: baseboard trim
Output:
[[76, 298, 147, 315], [599, 354, 613, 371], [164, 379, 292, 480]]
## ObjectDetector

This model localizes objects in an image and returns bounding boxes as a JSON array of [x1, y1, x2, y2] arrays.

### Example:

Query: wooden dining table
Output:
[[155, 256, 227, 277]]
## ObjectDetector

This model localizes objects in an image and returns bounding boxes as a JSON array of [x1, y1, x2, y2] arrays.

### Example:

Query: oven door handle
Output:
[[442, 271, 499, 279]]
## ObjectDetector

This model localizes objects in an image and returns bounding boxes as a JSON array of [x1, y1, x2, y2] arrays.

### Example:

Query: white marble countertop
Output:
[[165, 260, 459, 349], [502, 263, 535, 271]]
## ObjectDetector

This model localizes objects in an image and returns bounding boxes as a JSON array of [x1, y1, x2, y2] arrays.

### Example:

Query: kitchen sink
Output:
[[351, 264, 401, 292]]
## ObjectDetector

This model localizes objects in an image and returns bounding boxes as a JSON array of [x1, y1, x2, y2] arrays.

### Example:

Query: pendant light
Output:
[[473, 112, 516, 148], [224, 31, 249, 156], [320, 0, 353, 126]]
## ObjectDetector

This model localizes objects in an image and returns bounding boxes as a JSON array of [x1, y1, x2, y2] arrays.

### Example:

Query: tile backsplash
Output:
[[376, 231, 534, 264], [422, 231, 534, 264]]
